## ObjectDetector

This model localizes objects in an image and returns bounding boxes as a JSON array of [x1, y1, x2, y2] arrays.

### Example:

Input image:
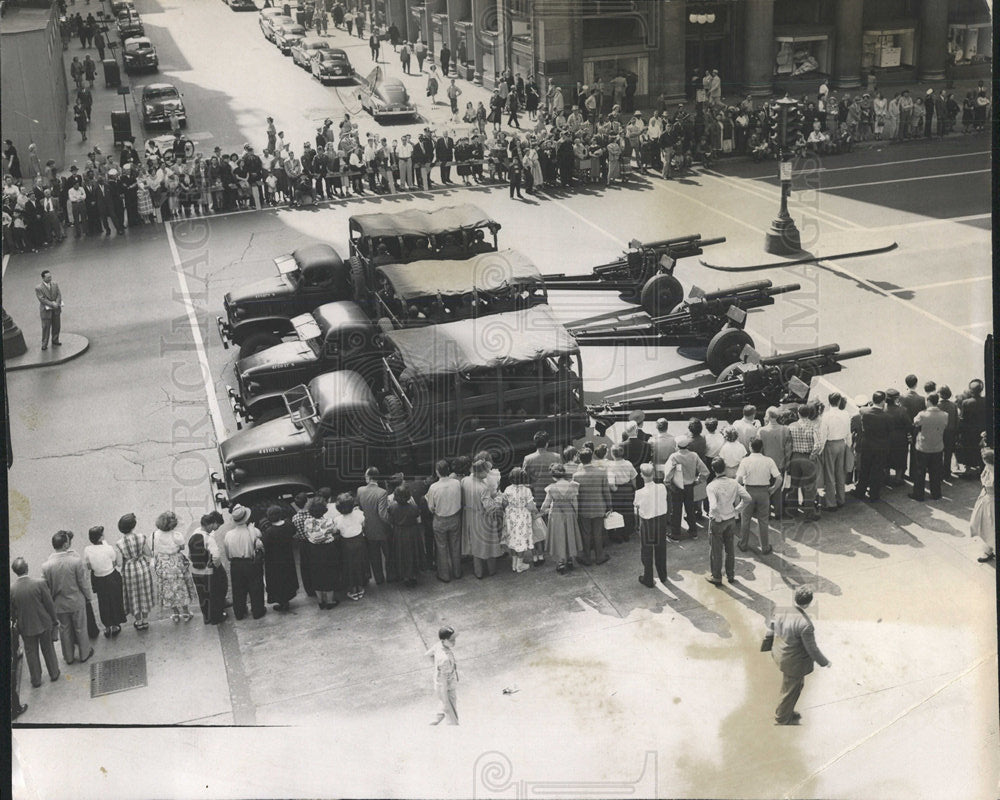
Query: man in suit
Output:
[[414, 132, 435, 190], [39, 188, 65, 243], [104, 171, 126, 234], [83, 172, 111, 236], [572, 448, 612, 566], [357, 467, 397, 583], [764, 587, 831, 724], [36, 269, 63, 351], [41, 531, 95, 665], [435, 132, 455, 184], [853, 390, 892, 502], [10, 558, 61, 688], [622, 420, 651, 486]]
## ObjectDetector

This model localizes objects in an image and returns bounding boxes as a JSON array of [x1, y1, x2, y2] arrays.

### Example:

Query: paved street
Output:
[[5, 1, 997, 797]]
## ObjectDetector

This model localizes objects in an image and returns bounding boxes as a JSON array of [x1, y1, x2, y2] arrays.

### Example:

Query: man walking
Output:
[[187, 511, 229, 624], [817, 392, 851, 511], [573, 448, 612, 566], [705, 458, 751, 585], [634, 464, 669, 587], [909, 393, 948, 501], [358, 467, 396, 583], [415, 39, 427, 72], [36, 269, 63, 351], [10, 558, 61, 688], [736, 438, 781, 554], [223, 505, 266, 620], [426, 459, 463, 582], [427, 626, 459, 725], [439, 43, 451, 77], [41, 531, 94, 665], [764, 587, 831, 725]]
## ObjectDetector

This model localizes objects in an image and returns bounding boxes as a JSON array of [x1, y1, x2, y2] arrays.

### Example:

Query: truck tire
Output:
[[377, 317, 394, 334], [383, 393, 405, 422], [640, 273, 684, 318], [705, 327, 755, 376], [238, 332, 282, 360], [350, 255, 367, 303]]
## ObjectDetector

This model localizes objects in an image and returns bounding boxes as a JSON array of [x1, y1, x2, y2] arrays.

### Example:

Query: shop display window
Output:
[[861, 29, 915, 69], [948, 24, 992, 64], [774, 36, 829, 76]]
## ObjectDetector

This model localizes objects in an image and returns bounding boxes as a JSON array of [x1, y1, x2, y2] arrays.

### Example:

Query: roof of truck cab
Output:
[[381, 305, 578, 378], [348, 204, 498, 239], [313, 301, 371, 336], [308, 370, 378, 426], [376, 249, 542, 301], [291, 243, 343, 271]]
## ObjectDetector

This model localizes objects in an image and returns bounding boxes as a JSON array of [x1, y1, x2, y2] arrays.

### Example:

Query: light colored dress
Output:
[[152, 528, 197, 608], [502, 484, 537, 555], [461, 475, 504, 560], [970, 463, 994, 553], [540, 479, 583, 561]]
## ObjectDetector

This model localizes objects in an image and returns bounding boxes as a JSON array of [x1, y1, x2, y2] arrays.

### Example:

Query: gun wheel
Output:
[[706, 327, 755, 376], [640, 273, 684, 317]]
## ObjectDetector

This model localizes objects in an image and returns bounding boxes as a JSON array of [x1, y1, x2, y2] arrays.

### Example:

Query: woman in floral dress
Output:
[[540, 463, 583, 574], [114, 512, 154, 630], [152, 511, 198, 623], [502, 468, 538, 573]]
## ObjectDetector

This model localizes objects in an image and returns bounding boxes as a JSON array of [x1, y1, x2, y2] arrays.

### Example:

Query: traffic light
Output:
[[767, 100, 781, 150], [782, 101, 803, 148]]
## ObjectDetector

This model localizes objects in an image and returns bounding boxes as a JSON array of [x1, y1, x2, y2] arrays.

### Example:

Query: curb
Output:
[[5, 333, 90, 371]]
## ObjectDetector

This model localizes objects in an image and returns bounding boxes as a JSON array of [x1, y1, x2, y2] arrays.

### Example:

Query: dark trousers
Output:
[[668, 483, 698, 538], [41, 311, 61, 346], [709, 517, 737, 581], [366, 537, 397, 583], [577, 516, 605, 562], [639, 514, 667, 583], [21, 631, 60, 687], [440, 163, 451, 183], [433, 513, 462, 581], [229, 558, 265, 620], [472, 556, 497, 578], [911, 450, 944, 500], [740, 487, 772, 550], [855, 446, 887, 500], [297, 541, 315, 596], [192, 567, 228, 624], [942, 430, 955, 476], [776, 672, 805, 723]]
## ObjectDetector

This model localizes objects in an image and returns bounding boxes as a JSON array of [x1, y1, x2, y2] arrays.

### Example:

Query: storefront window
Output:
[[861, 29, 915, 69], [583, 56, 648, 96], [948, 24, 992, 64], [774, 36, 829, 76]]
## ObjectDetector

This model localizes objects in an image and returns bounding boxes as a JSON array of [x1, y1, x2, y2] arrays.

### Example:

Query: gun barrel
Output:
[[760, 343, 840, 365], [833, 347, 873, 361], [637, 234, 703, 249], [702, 280, 773, 300], [765, 282, 802, 297]]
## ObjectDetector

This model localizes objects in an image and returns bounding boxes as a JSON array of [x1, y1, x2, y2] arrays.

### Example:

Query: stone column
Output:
[[832, 0, 863, 89], [657, 0, 687, 103], [742, 0, 774, 96], [917, 0, 949, 81]]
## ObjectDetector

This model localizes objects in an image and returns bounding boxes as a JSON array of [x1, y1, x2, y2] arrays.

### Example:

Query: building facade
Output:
[[363, 0, 991, 103], [0, 5, 69, 171]]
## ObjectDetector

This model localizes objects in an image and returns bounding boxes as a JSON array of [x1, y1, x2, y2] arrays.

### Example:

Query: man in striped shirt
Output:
[[788, 405, 820, 521]]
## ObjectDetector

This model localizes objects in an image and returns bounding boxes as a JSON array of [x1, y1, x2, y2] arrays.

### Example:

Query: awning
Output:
[[376, 249, 543, 300], [382, 305, 579, 378]]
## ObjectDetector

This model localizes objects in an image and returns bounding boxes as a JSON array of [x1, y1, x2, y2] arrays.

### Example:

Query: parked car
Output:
[[274, 20, 306, 54], [357, 66, 417, 122], [117, 10, 144, 40], [212, 305, 588, 506], [290, 36, 331, 70], [311, 48, 355, 84], [110, 0, 135, 16], [216, 244, 351, 357], [226, 250, 547, 425], [122, 36, 158, 74], [227, 0, 257, 9], [140, 83, 186, 129], [259, 9, 289, 41]]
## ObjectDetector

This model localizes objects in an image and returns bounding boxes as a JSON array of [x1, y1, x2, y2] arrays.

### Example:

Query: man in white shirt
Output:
[[634, 464, 669, 587], [807, 121, 831, 154], [426, 459, 464, 582], [664, 436, 710, 541], [736, 438, 781, 553], [705, 458, 750, 585], [816, 392, 852, 510], [731, 405, 761, 451], [397, 134, 414, 189], [649, 418, 676, 482], [223, 505, 266, 620]]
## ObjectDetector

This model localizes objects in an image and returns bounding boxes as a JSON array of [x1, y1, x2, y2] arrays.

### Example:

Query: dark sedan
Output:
[[122, 36, 158, 74], [141, 83, 186, 129], [311, 49, 355, 84], [227, 0, 257, 9], [117, 10, 144, 40], [357, 67, 417, 122]]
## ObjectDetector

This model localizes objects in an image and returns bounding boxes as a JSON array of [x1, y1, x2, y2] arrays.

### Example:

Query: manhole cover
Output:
[[90, 653, 148, 698]]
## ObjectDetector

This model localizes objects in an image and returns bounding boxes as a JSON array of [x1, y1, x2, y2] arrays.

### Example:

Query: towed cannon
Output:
[[568, 279, 802, 375], [588, 343, 872, 431], [542, 234, 727, 317]]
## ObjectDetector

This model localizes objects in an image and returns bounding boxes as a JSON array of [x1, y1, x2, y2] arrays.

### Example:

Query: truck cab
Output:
[[216, 243, 351, 358], [212, 306, 587, 507]]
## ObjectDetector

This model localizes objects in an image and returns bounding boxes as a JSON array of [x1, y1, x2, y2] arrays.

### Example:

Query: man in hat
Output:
[[41, 531, 94, 665], [223, 505, 266, 620], [764, 587, 831, 725]]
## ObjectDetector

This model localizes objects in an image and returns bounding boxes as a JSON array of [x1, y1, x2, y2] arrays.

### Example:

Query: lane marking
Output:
[[2, 253, 9, 277], [893, 275, 991, 293], [548, 196, 629, 247], [862, 213, 992, 231], [758, 149, 991, 176], [961, 321, 994, 330], [799, 169, 989, 192], [164, 222, 227, 444], [817, 258, 982, 344]]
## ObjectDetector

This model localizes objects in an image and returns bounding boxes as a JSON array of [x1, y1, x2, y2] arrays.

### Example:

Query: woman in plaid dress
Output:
[[114, 512, 154, 630]]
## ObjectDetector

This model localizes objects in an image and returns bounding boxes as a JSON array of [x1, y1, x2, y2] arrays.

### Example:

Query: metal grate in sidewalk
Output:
[[90, 653, 148, 698]]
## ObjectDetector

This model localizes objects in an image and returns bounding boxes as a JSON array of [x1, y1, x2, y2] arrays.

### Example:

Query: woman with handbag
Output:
[[540, 463, 583, 575], [115, 513, 154, 630], [501, 468, 538, 573], [83, 526, 127, 637], [151, 511, 198, 623]]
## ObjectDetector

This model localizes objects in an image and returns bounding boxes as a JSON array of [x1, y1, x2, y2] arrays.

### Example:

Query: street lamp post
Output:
[[763, 96, 802, 256]]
